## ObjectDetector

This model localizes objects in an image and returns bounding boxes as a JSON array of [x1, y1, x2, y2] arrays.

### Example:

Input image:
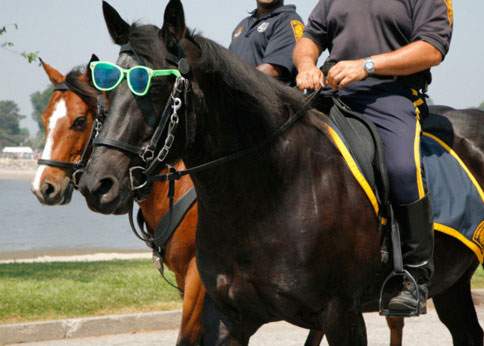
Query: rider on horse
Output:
[[229, 0, 304, 84], [294, 0, 453, 314]]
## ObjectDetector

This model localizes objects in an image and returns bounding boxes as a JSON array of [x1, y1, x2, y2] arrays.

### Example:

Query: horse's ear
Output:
[[85, 54, 100, 83], [39, 58, 65, 85], [160, 0, 186, 43], [88, 54, 100, 65], [102, 1, 130, 45]]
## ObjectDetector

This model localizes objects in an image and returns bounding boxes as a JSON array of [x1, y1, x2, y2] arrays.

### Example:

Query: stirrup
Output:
[[378, 209, 421, 317]]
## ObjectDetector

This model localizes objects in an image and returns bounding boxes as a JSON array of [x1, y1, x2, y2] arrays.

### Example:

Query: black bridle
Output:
[[88, 43, 194, 292], [37, 81, 107, 188], [92, 43, 191, 199]]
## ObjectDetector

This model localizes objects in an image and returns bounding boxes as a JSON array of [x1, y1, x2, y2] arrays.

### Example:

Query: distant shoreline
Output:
[[0, 159, 36, 181], [0, 251, 152, 264], [0, 247, 151, 262], [0, 168, 35, 181]]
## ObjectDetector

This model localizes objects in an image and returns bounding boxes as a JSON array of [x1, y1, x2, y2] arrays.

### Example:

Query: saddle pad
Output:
[[326, 124, 484, 263], [422, 133, 484, 263]]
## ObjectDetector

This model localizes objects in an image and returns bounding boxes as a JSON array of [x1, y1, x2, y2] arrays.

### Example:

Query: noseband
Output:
[[37, 82, 107, 188]]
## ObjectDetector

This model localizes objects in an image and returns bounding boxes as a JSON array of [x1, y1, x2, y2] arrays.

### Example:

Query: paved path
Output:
[[9, 308, 484, 346]]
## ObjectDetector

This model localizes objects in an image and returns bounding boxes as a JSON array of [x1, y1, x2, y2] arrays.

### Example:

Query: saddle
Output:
[[314, 96, 417, 316], [322, 97, 391, 216], [314, 96, 484, 315]]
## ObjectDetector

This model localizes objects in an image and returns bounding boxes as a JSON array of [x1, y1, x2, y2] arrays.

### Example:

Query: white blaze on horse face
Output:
[[32, 98, 68, 192]]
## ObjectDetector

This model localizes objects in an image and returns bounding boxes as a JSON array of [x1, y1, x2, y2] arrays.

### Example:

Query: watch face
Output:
[[365, 59, 375, 73]]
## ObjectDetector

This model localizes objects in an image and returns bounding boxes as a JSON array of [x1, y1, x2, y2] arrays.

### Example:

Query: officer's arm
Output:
[[257, 63, 285, 78], [370, 40, 442, 76], [326, 41, 442, 89], [293, 37, 324, 90]]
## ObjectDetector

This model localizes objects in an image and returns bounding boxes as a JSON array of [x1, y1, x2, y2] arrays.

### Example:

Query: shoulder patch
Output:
[[233, 26, 244, 39], [257, 22, 270, 33], [443, 0, 453, 25], [290, 20, 305, 41]]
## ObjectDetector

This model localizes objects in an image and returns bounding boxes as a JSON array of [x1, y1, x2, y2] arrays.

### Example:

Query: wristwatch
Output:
[[363, 57, 376, 75]]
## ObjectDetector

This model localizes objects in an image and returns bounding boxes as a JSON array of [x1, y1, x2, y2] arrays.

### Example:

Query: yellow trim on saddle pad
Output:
[[326, 125, 380, 216], [326, 122, 484, 263], [422, 132, 484, 203], [414, 107, 425, 199], [422, 132, 484, 263], [434, 223, 483, 264]]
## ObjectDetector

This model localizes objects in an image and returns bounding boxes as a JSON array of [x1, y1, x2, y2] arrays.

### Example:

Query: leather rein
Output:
[[90, 42, 319, 292]]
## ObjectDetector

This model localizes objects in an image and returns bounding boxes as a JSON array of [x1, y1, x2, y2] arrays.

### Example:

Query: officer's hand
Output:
[[327, 60, 368, 90], [296, 64, 325, 91]]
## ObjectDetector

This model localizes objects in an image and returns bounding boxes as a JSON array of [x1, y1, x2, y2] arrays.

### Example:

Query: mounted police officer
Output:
[[294, 0, 453, 315], [229, 0, 304, 84]]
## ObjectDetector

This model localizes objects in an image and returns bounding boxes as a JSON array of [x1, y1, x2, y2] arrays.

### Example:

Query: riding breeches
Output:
[[340, 84, 428, 205]]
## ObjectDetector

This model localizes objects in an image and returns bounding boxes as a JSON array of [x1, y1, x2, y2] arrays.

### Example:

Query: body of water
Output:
[[0, 179, 147, 258]]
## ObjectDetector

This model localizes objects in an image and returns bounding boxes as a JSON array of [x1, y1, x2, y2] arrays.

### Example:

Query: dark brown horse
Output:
[[31, 60, 205, 346], [79, 1, 483, 345]]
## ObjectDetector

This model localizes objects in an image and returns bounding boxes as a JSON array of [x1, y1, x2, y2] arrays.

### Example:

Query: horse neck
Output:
[[184, 83, 332, 211]]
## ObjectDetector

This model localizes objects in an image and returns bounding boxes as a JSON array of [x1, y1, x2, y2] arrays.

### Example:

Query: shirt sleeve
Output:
[[411, 0, 453, 59], [302, 0, 329, 51], [262, 13, 304, 74]]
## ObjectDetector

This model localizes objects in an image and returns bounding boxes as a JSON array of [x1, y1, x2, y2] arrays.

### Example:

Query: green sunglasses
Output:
[[90, 61, 182, 96]]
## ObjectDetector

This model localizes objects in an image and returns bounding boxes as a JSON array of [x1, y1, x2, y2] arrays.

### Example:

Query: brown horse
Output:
[[31, 60, 204, 346]]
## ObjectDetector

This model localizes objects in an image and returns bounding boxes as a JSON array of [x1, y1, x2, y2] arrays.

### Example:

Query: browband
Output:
[[53, 83, 70, 92]]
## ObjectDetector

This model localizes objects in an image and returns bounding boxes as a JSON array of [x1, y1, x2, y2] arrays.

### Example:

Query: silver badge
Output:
[[257, 22, 270, 33]]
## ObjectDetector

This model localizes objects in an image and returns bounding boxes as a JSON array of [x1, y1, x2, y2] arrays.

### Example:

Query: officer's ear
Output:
[[102, 1, 130, 45], [160, 0, 187, 46]]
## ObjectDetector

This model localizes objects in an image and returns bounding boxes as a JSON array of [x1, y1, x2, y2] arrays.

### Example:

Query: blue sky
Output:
[[1, 0, 483, 134]]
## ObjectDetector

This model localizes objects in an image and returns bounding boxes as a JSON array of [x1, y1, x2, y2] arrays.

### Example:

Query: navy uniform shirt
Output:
[[304, 0, 453, 89], [229, 5, 304, 83]]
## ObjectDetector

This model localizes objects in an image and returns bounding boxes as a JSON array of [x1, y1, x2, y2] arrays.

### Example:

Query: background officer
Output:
[[294, 0, 453, 315], [229, 0, 304, 84]]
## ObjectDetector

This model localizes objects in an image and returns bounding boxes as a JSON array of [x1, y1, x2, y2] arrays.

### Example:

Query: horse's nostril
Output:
[[41, 182, 56, 198], [94, 177, 115, 197]]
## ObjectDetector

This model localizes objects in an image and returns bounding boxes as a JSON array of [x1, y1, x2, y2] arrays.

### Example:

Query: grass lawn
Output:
[[0, 260, 181, 324], [0, 260, 483, 324]]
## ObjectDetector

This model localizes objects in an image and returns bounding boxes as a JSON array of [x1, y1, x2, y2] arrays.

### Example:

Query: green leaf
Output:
[[21, 51, 39, 64]]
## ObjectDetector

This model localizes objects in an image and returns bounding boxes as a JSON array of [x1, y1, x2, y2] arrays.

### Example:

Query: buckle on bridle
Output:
[[129, 166, 148, 191], [140, 146, 155, 163], [72, 169, 84, 189]]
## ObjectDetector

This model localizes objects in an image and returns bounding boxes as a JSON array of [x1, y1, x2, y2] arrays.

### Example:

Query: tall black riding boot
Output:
[[388, 195, 434, 315]]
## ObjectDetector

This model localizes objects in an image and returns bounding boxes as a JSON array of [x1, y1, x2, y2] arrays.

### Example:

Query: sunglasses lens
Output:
[[92, 63, 121, 90], [129, 67, 150, 95]]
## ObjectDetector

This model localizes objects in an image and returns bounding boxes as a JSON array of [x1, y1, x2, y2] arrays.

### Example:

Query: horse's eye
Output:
[[71, 116, 87, 131]]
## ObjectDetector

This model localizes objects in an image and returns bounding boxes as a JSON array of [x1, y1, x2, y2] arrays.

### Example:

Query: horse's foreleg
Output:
[[323, 299, 367, 346], [177, 258, 206, 346], [200, 296, 260, 346], [305, 330, 325, 346], [386, 317, 404, 346], [433, 270, 483, 346]]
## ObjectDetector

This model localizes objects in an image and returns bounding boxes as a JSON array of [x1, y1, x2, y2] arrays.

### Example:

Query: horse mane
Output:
[[65, 66, 98, 107], [190, 34, 307, 124]]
